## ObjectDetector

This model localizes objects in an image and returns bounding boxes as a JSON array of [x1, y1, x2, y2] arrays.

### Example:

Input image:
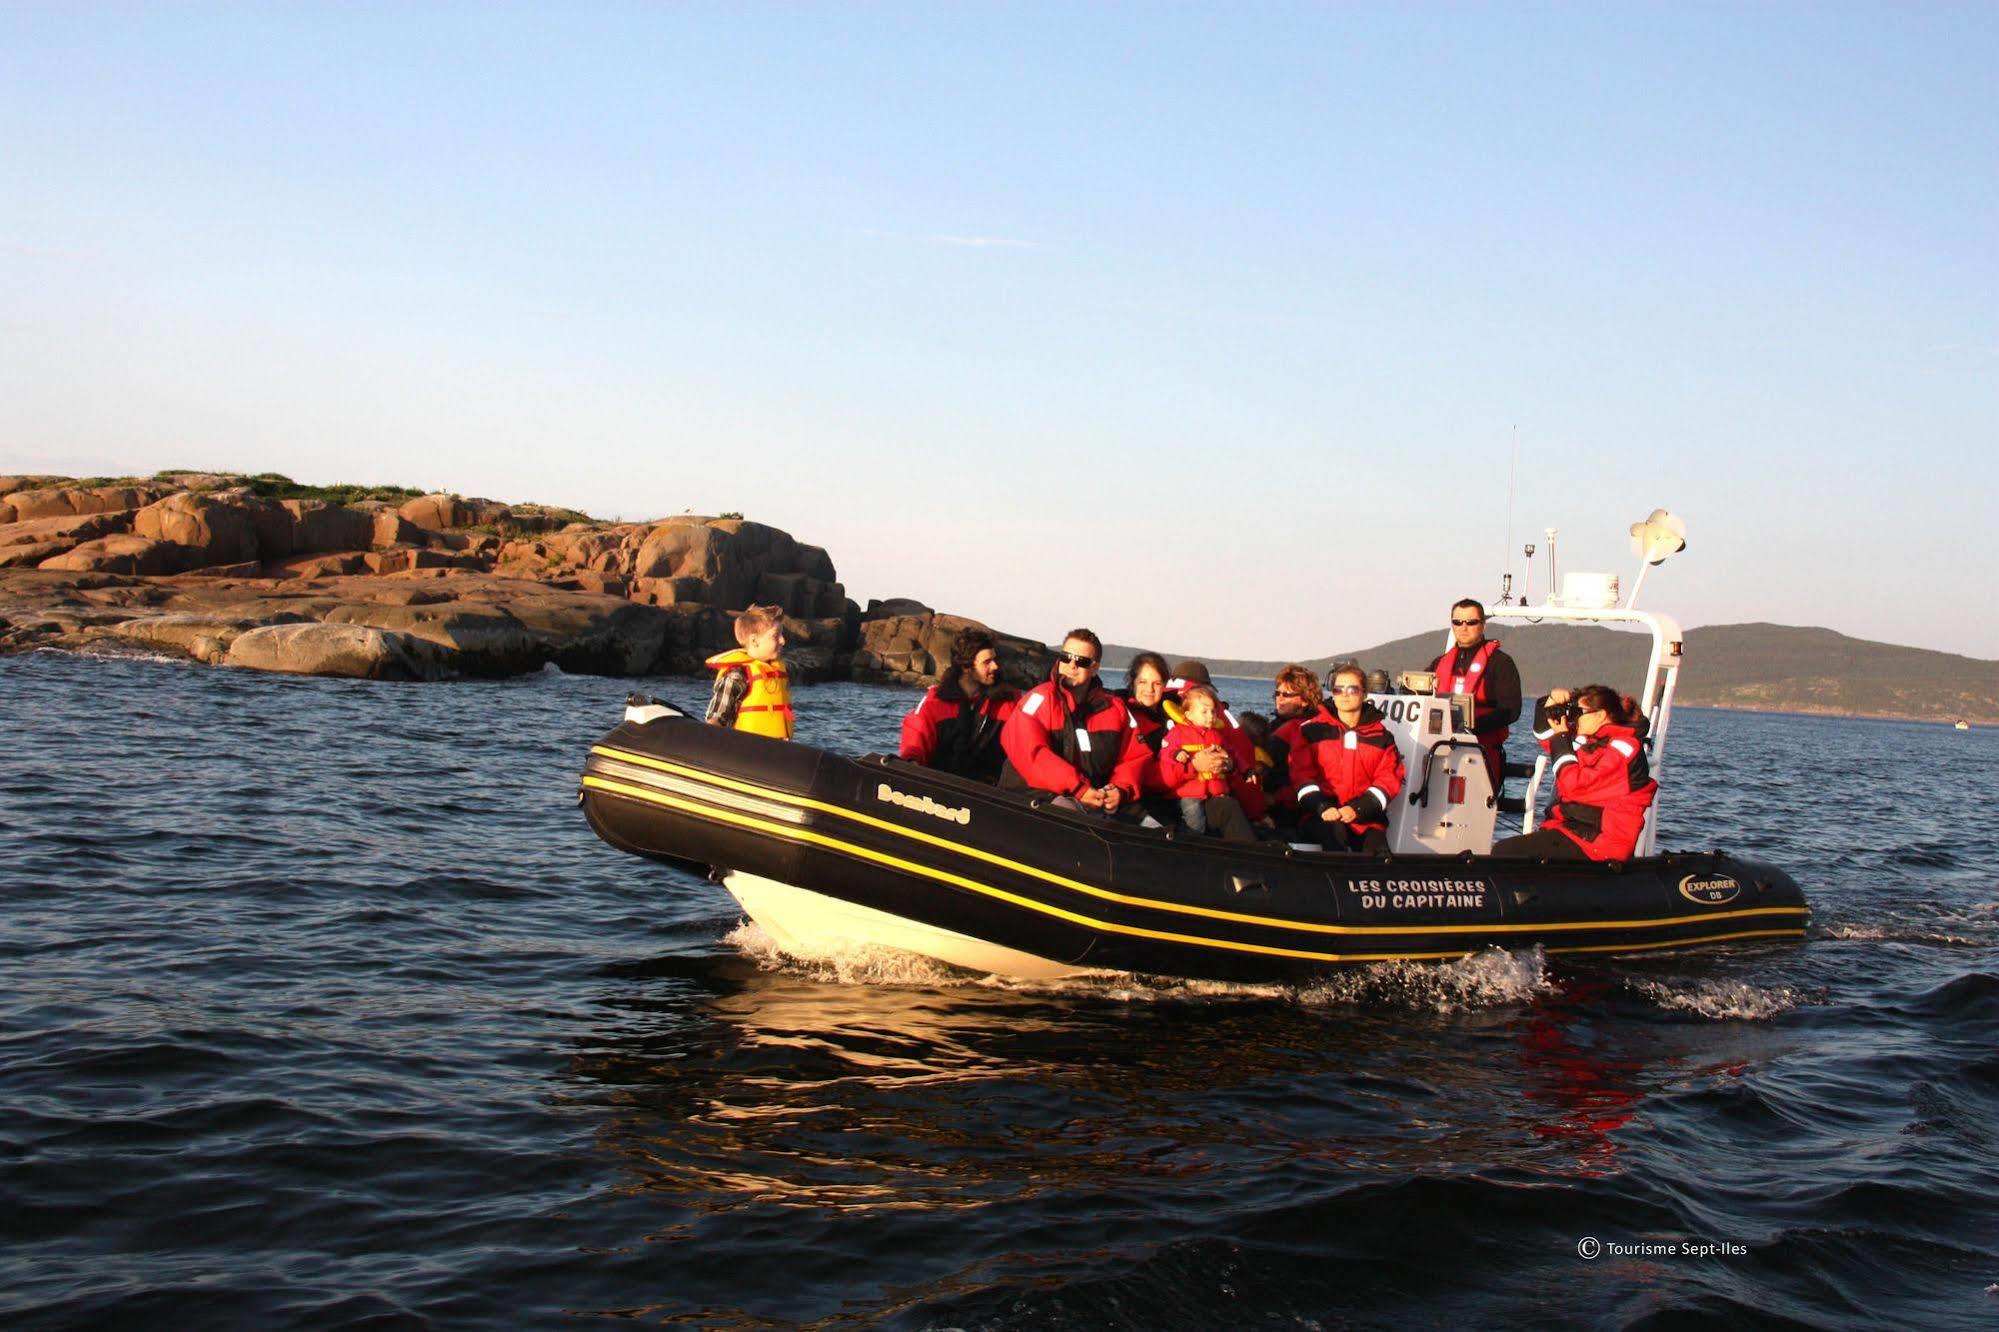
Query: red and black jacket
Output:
[[1120, 692, 1169, 751], [999, 674, 1151, 801], [899, 677, 1020, 783], [1266, 715, 1317, 810], [1543, 721, 1658, 861], [1157, 722, 1269, 818], [1433, 639, 1522, 744], [1285, 703, 1407, 834], [1118, 691, 1174, 795]]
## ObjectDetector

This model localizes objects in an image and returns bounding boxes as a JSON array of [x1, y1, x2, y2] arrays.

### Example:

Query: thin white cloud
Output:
[[0, 236, 94, 262], [928, 234, 1040, 250], [857, 228, 1041, 250]]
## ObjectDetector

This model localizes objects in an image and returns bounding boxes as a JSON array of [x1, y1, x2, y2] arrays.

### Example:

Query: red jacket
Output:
[[1118, 693, 1174, 795], [1265, 714, 1309, 809], [1162, 684, 1258, 779], [999, 676, 1152, 801], [1543, 721, 1658, 861], [1157, 722, 1269, 818], [1285, 704, 1407, 835], [899, 677, 1020, 782]]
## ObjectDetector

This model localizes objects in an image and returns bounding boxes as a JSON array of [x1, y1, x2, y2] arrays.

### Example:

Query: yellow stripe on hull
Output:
[[581, 769, 1807, 967], [587, 747, 1809, 937]]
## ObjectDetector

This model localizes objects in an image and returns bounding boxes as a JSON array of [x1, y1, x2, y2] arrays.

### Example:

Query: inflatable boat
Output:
[[578, 556, 1809, 981], [579, 711, 1806, 982], [580, 514, 1813, 983]]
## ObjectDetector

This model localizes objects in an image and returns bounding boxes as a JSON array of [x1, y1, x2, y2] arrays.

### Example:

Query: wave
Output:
[[723, 922, 1552, 1012], [1901, 972, 1999, 1022], [1820, 920, 1988, 947], [1627, 977, 1807, 1020], [725, 920, 970, 989], [1295, 946, 1553, 1012]]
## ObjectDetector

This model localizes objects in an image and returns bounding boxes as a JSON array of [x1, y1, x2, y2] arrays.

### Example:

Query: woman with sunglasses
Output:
[[1492, 685, 1657, 861], [1285, 664, 1406, 854], [1261, 664, 1322, 827]]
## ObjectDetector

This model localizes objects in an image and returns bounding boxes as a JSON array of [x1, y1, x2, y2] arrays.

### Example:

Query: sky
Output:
[[3, 3, 1994, 660]]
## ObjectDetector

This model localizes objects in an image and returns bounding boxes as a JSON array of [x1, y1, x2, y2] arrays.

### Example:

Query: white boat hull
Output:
[[722, 870, 1090, 980]]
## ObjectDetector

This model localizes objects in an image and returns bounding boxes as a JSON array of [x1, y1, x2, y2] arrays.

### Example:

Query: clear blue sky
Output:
[[4, 3, 1993, 658]]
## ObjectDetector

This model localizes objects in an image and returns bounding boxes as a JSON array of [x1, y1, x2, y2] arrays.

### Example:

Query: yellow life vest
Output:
[[706, 648, 794, 739]]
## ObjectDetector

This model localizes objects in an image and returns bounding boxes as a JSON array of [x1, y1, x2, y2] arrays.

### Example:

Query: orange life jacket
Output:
[[706, 648, 794, 739]]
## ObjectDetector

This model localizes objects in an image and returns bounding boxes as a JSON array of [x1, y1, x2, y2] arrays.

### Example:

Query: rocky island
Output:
[[0, 472, 1052, 687]]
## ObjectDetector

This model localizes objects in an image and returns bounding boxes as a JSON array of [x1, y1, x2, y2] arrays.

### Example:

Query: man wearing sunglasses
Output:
[[1429, 598, 1521, 796], [998, 628, 1151, 814]]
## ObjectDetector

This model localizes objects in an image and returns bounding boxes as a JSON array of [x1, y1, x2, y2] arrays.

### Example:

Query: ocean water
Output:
[[3, 650, 1996, 1328]]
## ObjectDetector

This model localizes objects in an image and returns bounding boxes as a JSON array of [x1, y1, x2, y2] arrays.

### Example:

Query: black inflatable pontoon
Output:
[[578, 707, 1809, 984]]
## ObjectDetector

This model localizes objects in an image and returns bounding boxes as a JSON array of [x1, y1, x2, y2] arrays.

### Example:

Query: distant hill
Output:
[[1105, 623, 1999, 725]]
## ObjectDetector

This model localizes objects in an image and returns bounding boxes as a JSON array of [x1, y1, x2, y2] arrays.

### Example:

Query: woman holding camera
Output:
[[1492, 685, 1657, 862]]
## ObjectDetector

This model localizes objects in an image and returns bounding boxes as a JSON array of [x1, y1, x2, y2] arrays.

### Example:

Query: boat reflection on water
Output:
[[561, 932, 1771, 1225], [1515, 980, 1649, 1179]]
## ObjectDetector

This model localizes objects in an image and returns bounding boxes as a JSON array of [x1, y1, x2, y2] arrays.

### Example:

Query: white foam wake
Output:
[[723, 921, 1552, 1013], [1821, 922, 1982, 948], [1295, 946, 1555, 1013], [1631, 977, 1804, 1021], [723, 920, 970, 987]]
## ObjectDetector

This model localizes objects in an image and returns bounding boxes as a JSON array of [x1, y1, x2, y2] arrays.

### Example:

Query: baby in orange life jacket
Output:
[[705, 603, 794, 739]]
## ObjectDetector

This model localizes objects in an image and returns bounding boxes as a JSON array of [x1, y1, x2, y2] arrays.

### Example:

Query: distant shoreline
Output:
[[14, 643, 1988, 729], [1670, 701, 1982, 728], [1103, 664, 1991, 728]]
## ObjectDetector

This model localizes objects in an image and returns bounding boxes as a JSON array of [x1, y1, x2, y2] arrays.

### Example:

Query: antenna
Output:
[[1501, 426, 1519, 604], [1545, 527, 1559, 605]]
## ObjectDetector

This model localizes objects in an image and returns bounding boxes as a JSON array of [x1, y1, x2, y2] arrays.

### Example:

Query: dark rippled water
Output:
[[5, 650, 1997, 1328]]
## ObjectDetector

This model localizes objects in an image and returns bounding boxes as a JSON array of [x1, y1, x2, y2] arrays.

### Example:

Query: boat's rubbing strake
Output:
[[581, 742, 1808, 964]]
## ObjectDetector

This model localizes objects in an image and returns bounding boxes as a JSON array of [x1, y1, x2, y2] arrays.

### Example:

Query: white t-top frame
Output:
[[1479, 603, 1683, 858]]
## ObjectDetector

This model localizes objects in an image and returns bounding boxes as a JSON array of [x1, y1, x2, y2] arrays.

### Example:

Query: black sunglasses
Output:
[[1056, 651, 1097, 668], [1451, 618, 1484, 627]]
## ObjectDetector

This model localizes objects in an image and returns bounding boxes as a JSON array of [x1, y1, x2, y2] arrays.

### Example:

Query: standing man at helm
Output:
[[1430, 598, 1521, 794]]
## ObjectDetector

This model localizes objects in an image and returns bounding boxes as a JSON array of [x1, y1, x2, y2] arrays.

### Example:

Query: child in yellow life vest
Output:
[[705, 603, 794, 739]]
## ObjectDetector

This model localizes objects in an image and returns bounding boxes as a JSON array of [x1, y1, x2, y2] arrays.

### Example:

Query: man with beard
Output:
[[898, 628, 1020, 783], [998, 627, 1151, 814]]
